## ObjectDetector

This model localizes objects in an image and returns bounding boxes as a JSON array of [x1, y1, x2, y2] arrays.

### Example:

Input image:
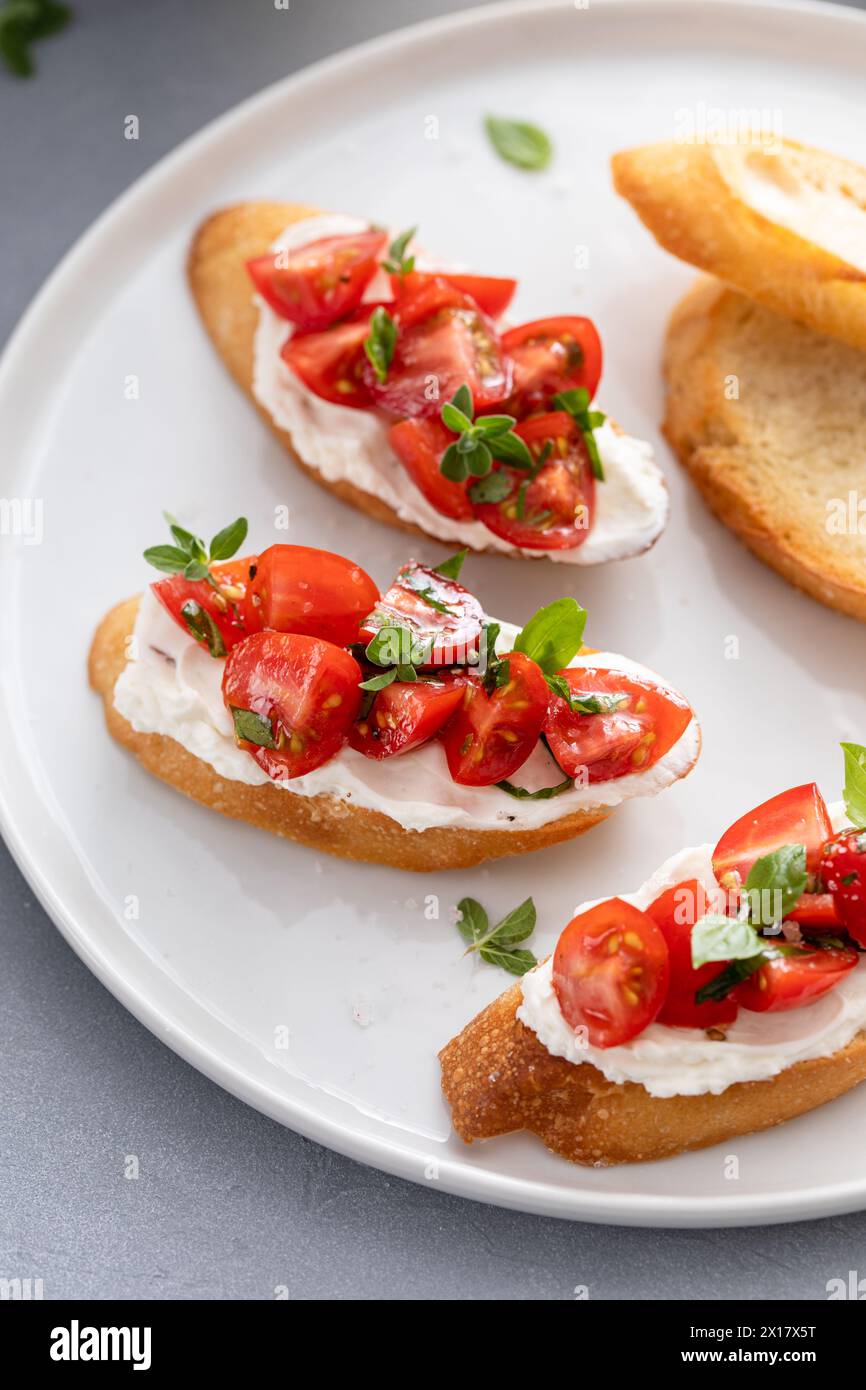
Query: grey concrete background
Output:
[[2, 0, 866, 1301]]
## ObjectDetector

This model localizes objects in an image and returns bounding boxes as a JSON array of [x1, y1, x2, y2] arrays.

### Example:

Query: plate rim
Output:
[[3, 0, 866, 1228]]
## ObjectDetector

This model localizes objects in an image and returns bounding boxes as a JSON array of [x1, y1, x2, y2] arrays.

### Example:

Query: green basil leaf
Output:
[[691, 913, 766, 970], [553, 388, 591, 416], [456, 897, 489, 949], [142, 544, 191, 575], [363, 306, 397, 385], [514, 597, 587, 675], [842, 742, 866, 829], [383, 226, 416, 276], [210, 516, 248, 562], [410, 586, 453, 614], [358, 668, 398, 692], [496, 775, 574, 801], [180, 601, 226, 659], [569, 692, 629, 715], [695, 956, 766, 1005], [469, 471, 511, 504], [230, 706, 276, 748], [744, 844, 808, 927], [433, 549, 467, 580], [484, 115, 553, 171], [479, 945, 538, 976]]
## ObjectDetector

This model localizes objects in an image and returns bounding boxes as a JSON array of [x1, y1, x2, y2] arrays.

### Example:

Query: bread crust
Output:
[[662, 277, 866, 623], [439, 980, 866, 1165], [89, 597, 620, 872], [612, 139, 866, 351]]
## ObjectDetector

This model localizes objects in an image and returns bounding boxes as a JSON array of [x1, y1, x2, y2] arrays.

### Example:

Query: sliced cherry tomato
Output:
[[151, 557, 260, 656], [645, 880, 738, 1029], [365, 275, 511, 418], [734, 946, 859, 1013], [281, 307, 378, 408], [544, 667, 693, 783], [245, 545, 379, 647], [387, 418, 473, 520], [222, 631, 361, 781], [786, 893, 842, 929], [712, 784, 833, 891], [360, 561, 483, 668], [246, 230, 386, 331], [349, 676, 465, 759], [471, 412, 594, 551], [391, 270, 517, 320], [501, 316, 602, 415], [820, 829, 866, 946], [440, 651, 548, 786], [552, 898, 670, 1048]]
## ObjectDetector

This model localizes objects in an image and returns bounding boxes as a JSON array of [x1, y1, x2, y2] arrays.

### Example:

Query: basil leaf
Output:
[[695, 956, 766, 1005], [488, 431, 534, 471], [210, 516, 248, 562], [143, 544, 191, 575], [180, 601, 226, 658], [411, 586, 453, 614], [365, 624, 430, 669], [358, 668, 398, 693], [514, 598, 587, 675], [456, 897, 489, 949], [363, 306, 397, 385], [496, 775, 574, 800], [744, 844, 807, 927], [553, 388, 606, 481], [479, 945, 537, 976], [230, 706, 275, 748], [383, 225, 416, 276], [484, 115, 553, 171], [842, 742, 866, 830], [434, 549, 467, 580], [570, 692, 628, 715], [469, 471, 511, 504], [691, 913, 766, 970]]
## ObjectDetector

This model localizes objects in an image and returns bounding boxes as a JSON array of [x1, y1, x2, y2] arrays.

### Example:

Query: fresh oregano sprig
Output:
[[456, 896, 538, 976], [143, 512, 248, 583], [439, 384, 533, 482], [382, 226, 416, 278]]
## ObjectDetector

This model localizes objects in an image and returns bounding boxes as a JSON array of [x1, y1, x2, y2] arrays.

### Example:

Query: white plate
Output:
[[2, 0, 866, 1228]]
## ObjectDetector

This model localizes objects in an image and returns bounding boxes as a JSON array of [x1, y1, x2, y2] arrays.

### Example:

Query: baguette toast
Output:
[[89, 596, 626, 872], [440, 978, 866, 1166]]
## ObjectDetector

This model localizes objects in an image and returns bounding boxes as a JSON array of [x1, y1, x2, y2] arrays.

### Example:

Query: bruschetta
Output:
[[188, 204, 669, 564], [89, 515, 700, 871], [440, 749, 866, 1162], [611, 137, 866, 623]]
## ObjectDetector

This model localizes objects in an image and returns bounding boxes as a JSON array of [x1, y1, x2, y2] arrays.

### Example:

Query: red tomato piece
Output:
[[820, 829, 866, 946], [712, 784, 833, 891], [222, 631, 362, 780], [544, 667, 693, 783], [785, 893, 842, 929], [151, 557, 261, 656], [349, 676, 465, 759], [281, 308, 378, 408], [246, 230, 386, 331], [388, 417, 473, 520], [552, 898, 670, 1048], [440, 651, 548, 786], [391, 270, 517, 320], [645, 880, 738, 1029], [360, 561, 483, 668], [365, 275, 511, 418], [501, 316, 602, 414], [734, 946, 859, 1013], [471, 411, 595, 551], [245, 545, 378, 647]]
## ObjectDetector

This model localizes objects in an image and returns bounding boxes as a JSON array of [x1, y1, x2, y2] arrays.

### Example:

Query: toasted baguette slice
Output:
[[440, 980, 866, 1166], [612, 138, 866, 351], [663, 277, 866, 622], [89, 597, 632, 872]]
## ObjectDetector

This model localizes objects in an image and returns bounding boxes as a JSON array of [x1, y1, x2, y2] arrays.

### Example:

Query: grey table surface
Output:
[[3, 0, 866, 1302]]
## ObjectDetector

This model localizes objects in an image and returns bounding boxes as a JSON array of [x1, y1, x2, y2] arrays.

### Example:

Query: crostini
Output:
[[89, 515, 699, 871], [612, 137, 866, 623], [441, 747, 866, 1163], [188, 205, 668, 564]]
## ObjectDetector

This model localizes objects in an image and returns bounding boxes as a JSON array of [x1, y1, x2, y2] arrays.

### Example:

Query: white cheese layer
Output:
[[112, 589, 699, 835], [517, 806, 866, 1098], [250, 213, 668, 565]]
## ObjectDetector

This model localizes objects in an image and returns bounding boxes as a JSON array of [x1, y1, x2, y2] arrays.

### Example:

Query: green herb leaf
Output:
[[439, 442, 468, 482], [695, 956, 766, 1005], [487, 430, 534, 471], [363, 306, 397, 385], [469, 472, 512, 504], [487, 897, 537, 946], [450, 383, 473, 418], [0, 0, 71, 78], [455, 895, 539, 976], [365, 623, 430, 669], [496, 775, 575, 800], [744, 844, 808, 927], [142, 544, 191, 575], [183, 558, 210, 582], [553, 388, 607, 481], [514, 598, 587, 676], [479, 945, 537, 976], [441, 401, 474, 433], [168, 521, 206, 560], [382, 225, 416, 276], [434, 549, 467, 580], [691, 913, 766, 970], [455, 897, 489, 949], [358, 668, 398, 692], [180, 601, 226, 659], [484, 114, 553, 171], [474, 413, 517, 435], [465, 440, 493, 477], [210, 516, 248, 562], [842, 742, 866, 829], [230, 706, 276, 748], [411, 586, 453, 614]]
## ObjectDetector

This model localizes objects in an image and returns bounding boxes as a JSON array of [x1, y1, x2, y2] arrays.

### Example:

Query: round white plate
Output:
[[2, 0, 866, 1227]]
